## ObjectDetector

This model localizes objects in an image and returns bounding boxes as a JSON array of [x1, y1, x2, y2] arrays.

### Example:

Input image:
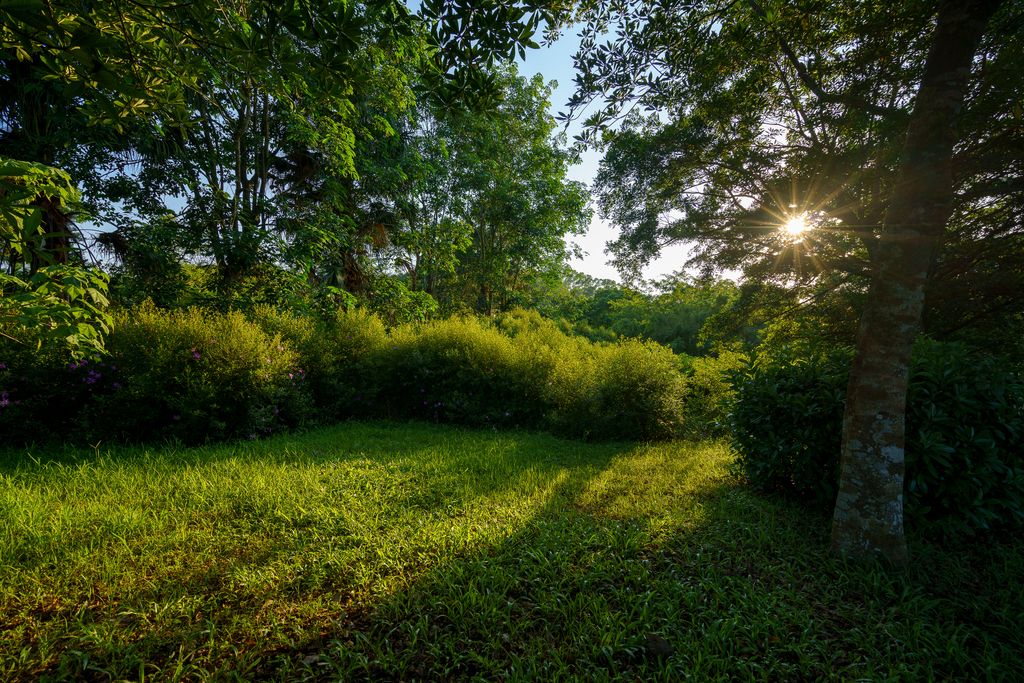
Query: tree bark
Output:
[[831, 0, 1003, 564]]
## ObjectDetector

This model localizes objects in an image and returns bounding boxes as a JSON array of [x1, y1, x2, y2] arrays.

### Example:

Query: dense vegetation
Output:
[[2, 0, 1024, 677], [2, 423, 1021, 680]]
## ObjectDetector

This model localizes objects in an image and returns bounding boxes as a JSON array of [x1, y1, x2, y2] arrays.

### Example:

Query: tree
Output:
[[2, 0, 570, 295], [566, 0, 1017, 562], [444, 68, 591, 314], [0, 160, 111, 356], [370, 67, 591, 315]]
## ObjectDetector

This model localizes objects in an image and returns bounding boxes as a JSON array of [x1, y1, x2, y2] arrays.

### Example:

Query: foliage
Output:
[[546, 337, 686, 441], [566, 0, 1022, 336], [904, 340, 1024, 535], [0, 159, 112, 356], [379, 316, 544, 428], [2, 423, 1022, 680], [376, 67, 590, 315], [729, 341, 1024, 535], [3, 0, 569, 319], [679, 350, 747, 439], [249, 305, 387, 421], [79, 304, 309, 444], [3, 305, 697, 445], [728, 351, 851, 510], [364, 276, 440, 326]]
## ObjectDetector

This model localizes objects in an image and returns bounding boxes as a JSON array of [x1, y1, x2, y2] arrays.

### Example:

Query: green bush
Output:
[[82, 304, 310, 444], [727, 352, 849, 509], [249, 306, 386, 419], [587, 340, 687, 441], [4, 304, 694, 446], [728, 340, 1024, 535], [378, 316, 543, 428], [0, 332, 98, 443], [904, 340, 1024, 534], [373, 310, 687, 440], [680, 350, 747, 439]]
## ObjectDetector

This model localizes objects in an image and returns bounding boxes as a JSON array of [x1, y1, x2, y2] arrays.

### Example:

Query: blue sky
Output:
[[515, 27, 693, 284]]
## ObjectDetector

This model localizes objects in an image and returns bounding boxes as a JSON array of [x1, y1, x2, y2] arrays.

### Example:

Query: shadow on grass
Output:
[[266, 440, 1023, 682], [3, 424, 1022, 681], [2, 422, 632, 680]]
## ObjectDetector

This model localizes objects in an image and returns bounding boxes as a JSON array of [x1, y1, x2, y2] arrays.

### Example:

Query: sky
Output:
[[514, 27, 694, 284]]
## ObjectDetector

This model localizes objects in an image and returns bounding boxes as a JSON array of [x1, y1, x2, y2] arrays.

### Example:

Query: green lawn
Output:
[[1, 422, 1021, 681]]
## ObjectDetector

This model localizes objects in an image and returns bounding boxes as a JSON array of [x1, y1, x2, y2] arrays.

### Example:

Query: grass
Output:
[[1, 421, 1021, 681]]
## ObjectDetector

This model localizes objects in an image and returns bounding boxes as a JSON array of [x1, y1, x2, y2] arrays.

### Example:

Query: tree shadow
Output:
[[5, 421, 635, 681], [261, 439, 1023, 682], [7, 426, 1022, 681]]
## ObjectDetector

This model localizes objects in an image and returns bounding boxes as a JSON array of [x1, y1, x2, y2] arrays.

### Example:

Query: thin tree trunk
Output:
[[831, 0, 1003, 564]]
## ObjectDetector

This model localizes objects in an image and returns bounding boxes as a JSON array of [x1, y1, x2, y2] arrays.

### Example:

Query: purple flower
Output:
[[0, 391, 9, 408], [191, 348, 201, 361], [112, 382, 122, 390], [288, 372, 294, 380], [0, 362, 7, 370], [85, 370, 102, 385]]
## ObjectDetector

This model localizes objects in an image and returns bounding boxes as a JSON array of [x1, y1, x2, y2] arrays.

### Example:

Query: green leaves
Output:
[[0, 159, 110, 357], [1, 265, 113, 357]]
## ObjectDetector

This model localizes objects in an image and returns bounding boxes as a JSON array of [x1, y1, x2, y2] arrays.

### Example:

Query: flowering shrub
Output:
[[0, 330, 125, 442], [81, 303, 310, 444]]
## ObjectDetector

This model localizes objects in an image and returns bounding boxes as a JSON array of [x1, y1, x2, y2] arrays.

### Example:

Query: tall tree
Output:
[[372, 67, 591, 314], [565, 0, 1017, 562]]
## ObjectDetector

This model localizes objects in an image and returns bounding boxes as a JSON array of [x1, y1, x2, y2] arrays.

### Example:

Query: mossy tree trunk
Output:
[[831, 0, 1004, 565]]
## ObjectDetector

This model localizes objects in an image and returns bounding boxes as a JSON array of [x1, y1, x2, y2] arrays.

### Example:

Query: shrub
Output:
[[904, 340, 1024, 534], [588, 340, 687, 441], [82, 303, 309, 444], [377, 316, 543, 428], [680, 350, 747, 439], [546, 339, 686, 441], [0, 331, 97, 443], [249, 306, 386, 419], [3, 304, 693, 446], [728, 340, 1024, 535], [728, 352, 849, 509]]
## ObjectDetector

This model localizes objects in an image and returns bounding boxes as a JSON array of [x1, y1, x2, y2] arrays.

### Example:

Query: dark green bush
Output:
[[0, 333, 101, 443], [904, 340, 1024, 534], [729, 340, 1024, 534], [728, 352, 849, 509]]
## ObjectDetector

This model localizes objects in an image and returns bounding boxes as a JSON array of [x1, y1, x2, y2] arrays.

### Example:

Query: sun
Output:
[[782, 213, 810, 237]]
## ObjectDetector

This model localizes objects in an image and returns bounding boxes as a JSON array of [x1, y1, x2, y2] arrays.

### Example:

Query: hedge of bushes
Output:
[[729, 340, 1024, 535], [0, 306, 722, 445]]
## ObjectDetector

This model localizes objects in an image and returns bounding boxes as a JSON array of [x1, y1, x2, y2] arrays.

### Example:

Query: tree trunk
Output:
[[831, 0, 1003, 564]]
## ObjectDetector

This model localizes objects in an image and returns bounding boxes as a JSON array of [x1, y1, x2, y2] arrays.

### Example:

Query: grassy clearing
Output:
[[1, 422, 1021, 681]]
